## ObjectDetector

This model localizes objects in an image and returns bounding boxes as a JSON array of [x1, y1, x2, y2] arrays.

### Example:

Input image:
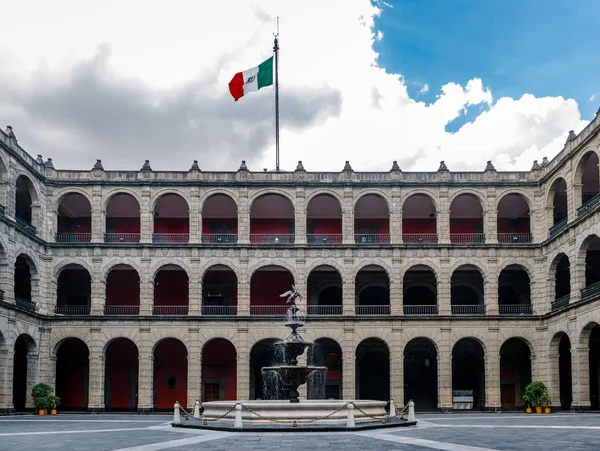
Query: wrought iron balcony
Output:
[[577, 193, 600, 217], [104, 305, 140, 315], [307, 305, 343, 316], [152, 233, 190, 243], [202, 234, 238, 244], [403, 305, 439, 315], [54, 305, 91, 315], [451, 304, 486, 315], [354, 234, 390, 245], [153, 305, 189, 315], [549, 218, 568, 237], [56, 233, 92, 243], [16, 216, 37, 235], [581, 281, 600, 299], [498, 304, 533, 315], [306, 234, 343, 244], [250, 234, 294, 244], [355, 305, 390, 315], [450, 233, 485, 244], [201, 305, 238, 316], [104, 233, 141, 243], [551, 295, 570, 311], [250, 305, 290, 315], [402, 234, 438, 244], [15, 296, 36, 311], [497, 233, 532, 244]]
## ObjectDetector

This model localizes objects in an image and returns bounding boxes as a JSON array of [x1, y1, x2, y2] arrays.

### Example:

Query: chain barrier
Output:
[[240, 401, 352, 424], [203, 403, 240, 423], [351, 402, 387, 421]]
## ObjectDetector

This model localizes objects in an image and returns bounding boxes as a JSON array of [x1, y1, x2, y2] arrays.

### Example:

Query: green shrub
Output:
[[47, 396, 61, 409], [523, 381, 547, 407], [32, 383, 53, 399], [33, 397, 49, 410]]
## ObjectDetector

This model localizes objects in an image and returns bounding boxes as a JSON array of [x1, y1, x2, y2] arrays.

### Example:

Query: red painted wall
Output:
[[307, 219, 342, 234], [250, 271, 294, 306], [106, 271, 140, 306], [354, 219, 390, 234], [250, 219, 294, 235], [155, 340, 188, 409], [57, 217, 91, 234], [203, 339, 237, 400], [106, 218, 140, 234], [402, 219, 436, 234], [105, 340, 138, 409], [56, 339, 89, 409], [154, 271, 189, 306], [154, 218, 189, 234], [497, 218, 531, 234], [202, 218, 238, 234], [449, 218, 484, 233]]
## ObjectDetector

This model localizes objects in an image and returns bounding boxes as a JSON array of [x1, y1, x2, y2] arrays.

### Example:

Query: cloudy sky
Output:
[[0, 0, 597, 172]]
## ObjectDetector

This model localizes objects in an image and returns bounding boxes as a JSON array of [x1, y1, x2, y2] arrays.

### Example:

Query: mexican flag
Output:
[[228, 56, 274, 101]]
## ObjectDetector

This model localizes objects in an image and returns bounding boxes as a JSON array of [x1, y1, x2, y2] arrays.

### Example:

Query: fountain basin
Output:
[[202, 399, 387, 424], [262, 365, 327, 386]]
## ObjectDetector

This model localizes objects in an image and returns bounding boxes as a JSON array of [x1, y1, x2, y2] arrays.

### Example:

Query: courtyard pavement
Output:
[[0, 412, 599, 450]]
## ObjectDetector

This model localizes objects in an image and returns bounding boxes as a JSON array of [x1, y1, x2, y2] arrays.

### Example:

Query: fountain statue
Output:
[[261, 285, 327, 403]]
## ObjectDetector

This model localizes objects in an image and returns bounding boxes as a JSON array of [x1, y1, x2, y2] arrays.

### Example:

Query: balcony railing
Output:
[[16, 216, 37, 235], [250, 305, 290, 315], [0, 289, 3, 301], [354, 234, 390, 245], [202, 234, 238, 244], [403, 234, 438, 244], [499, 304, 533, 315], [104, 233, 141, 243], [403, 305, 438, 315], [497, 233, 532, 244], [577, 193, 600, 217], [307, 305, 343, 316], [307, 234, 343, 244], [355, 305, 390, 315], [450, 233, 485, 244], [201, 305, 238, 316], [104, 305, 140, 315], [250, 234, 295, 244], [15, 296, 36, 311], [54, 305, 91, 315], [0, 203, 5, 216], [551, 295, 570, 311], [581, 281, 600, 299], [153, 305, 189, 315], [152, 234, 189, 243], [451, 305, 486, 315], [56, 233, 92, 243], [549, 218, 568, 237]]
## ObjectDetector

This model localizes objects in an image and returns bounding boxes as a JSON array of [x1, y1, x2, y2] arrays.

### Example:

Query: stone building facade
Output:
[[0, 115, 599, 413]]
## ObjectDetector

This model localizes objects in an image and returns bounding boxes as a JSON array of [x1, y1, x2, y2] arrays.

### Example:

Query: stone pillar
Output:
[[25, 353, 39, 409], [237, 275, 250, 317], [294, 188, 306, 245], [390, 188, 402, 244], [484, 333, 501, 411], [87, 328, 105, 411], [90, 266, 105, 315], [187, 327, 201, 407], [237, 188, 250, 244], [544, 205, 554, 235], [140, 189, 152, 243], [390, 258, 403, 315], [572, 183, 583, 216], [437, 210, 450, 244], [0, 260, 13, 305], [390, 326, 403, 405], [438, 257, 451, 315], [137, 342, 153, 412], [484, 274, 499, 315], [189, 187, 201, 244], [91, 187, 103, 243], [188, 259, 201, 316], [571, 343, 591, 410], [237, 324, 250, 400], [485, 208, 498, 244], [0, 346, 11, 411], [546, 342, 561, 409], [341, 326, 355, 400], [140, 258, 153, 315], [342, 271, 355, 316], [438, 328, 452, 411], [343, 188, 354, 245], [571, 254, 586, 303]]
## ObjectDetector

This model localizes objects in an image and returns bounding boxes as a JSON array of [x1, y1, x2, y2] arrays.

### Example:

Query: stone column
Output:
[[87, 329, 105, 411], [137, 342, 153, 412], [25, 353, 39, 409], [91, 187, 103, 243], [571, 343, 591, 411], [485, 208, 498, 244], [0, 260, 14, 305], [237, 275, 250, 317], [140, 257, 153, 315], [390, 188, 402, 244], [237, 325, 250, 400], [187, 327, 201, 407], [390, 326, 403, 405], [189, 187, 201, 244], [294, 189, 306, 245], [571, 254, 586, 303], [437, 210, 450, 244], [437, 328, 452, 411], [188, 259, 201, 316], [438, 257, 451, 315], [90, 267, 105, 315], [343, 188, 354, 245], [546, 343, 561, 409], [342, 272, 355, 316], [237, 188, 250, 244], [341, 326, 355, 400], [390, 259, 403, 315], [0, 347, 11, 412], [140, 189, 152, 244], [572, 183, 583, 216], [484, 333, 501, 411]]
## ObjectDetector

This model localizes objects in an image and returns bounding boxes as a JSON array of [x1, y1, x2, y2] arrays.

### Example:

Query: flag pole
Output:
[[274, 17, 280, 172]]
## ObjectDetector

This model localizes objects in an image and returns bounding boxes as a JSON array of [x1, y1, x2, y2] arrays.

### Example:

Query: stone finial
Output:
[[36, 155, 44, 164], [541, 157, 549, 167], [531, 160, 541, 171], [390, 161, 401, 172], [484, 160, 496, 171], [438, 160, 449, 171], [566, 130, 577, 142], [93, 159, 104, 170], [343, 161, 353, 171], [5, 125, 17, 141], [44, 158, 55, 169], [295, 160, 305, 171], [140, 160, 152, 171], [238, 160, 248, 171], [190, 160, 200, 171]]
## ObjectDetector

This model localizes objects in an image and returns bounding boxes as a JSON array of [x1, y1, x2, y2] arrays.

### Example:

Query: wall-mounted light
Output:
[[424, 358, 430, 368]]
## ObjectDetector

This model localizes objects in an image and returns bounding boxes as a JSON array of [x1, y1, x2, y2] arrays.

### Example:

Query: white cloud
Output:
[[0, 0, 588, 172], [418, 84, 429, 95]]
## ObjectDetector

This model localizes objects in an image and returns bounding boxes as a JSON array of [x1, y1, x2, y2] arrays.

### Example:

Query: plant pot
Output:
[[38, 409, 45, 415], [526, 408, 532, 414], [51, 409, 57, 415], [535, 406, 543, 414], [544, 408, 551, 414]]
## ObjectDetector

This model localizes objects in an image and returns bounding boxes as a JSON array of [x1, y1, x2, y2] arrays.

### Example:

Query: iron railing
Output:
[[152, 234, 189, 243], [56, 233, 92, 243], [402, 234, 438, 244], [577, 193, 600, 217], [551, 295, 570, 311], [499, 304, 533, 315], [201, 305, 238, 316], [306, 234, 343, 244], [153, 305, 189, 315], [104, 233, 141, 243], [201, 234, 238, 244], [354, 234, 390, 244], [250, 234, 294, 244], [549, 218, 568, 237], [54, 305, 91, 315], [0, 203, 5, 216], [250, 305, 290, 315], [16, 216, 37, 235], [450, 233, 485, 244], [15, 296, 36, 311], [104, 305, 140, 315], [403, 305, 438, 315], [497, 233, 533, 244], [307, 305, 343, 316], [451, 305, 486, 315], [0, 289, 3, 301], [355, 305, 390, 315], [581, 281, 600, 299]]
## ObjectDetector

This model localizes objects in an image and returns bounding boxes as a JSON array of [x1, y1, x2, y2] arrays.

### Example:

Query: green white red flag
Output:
[[228, 56, 274, 101]]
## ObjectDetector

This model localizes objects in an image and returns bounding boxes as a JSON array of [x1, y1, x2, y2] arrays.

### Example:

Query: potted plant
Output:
[[540, 393, 551, 414], [47, 396, 61, 415], [32, 383, 55, 415], [34, 396, 48, 415], [523, 381, 547, 414], [522, 393, 533, 414]]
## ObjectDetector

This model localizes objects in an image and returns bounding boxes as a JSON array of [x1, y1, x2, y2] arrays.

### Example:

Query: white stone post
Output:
[[346, 403, 355, 428], [389, 399, 396, 418], [234, 403, 243, 428], [193, 400, 201, 419], [173, 402, 181, 425], [407, 400, 416, 422]]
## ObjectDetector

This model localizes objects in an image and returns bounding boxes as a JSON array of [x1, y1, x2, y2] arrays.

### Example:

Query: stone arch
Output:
[[307, 264, 343, 312], [13, 332, 37, 354], [150, 260, 190, 279], [549, 331, 572, 410], [101, 260, 142, 283], [401, 189, 439, 211], [102, 189, 143, 211], [495, 190, 534, 211], [12, 333, 36, 411], [201, 337, 238, 402], [352, 260, 392, 280], [448, 189, 488, 210], [305, 259, 345, 277], [248, 261, 297, 281], [150, 189, 192, 210], [499, 337, 533, 409], [55, 337, 90, 410], [452, 337, 486, 409], [248, 189, 296, 207], [199, 188, 240, 208], [53, 259, 94, 280], [404, 336, 439, 410], [579, 322, 600, 346], [450, 264, 485, 308], [101, 334, 141, 356], [497, 260, 536, 282], [573, 147, 600, 183], [448, 260, 486, 279], [356, 337, 390, 401], [305, 189, 345, 206], [104, 337, 139, 411], [199, 261, 240, 280], [353, 189, 392, 211], [546, 175, 569, 230], [450, 334, 488, 355], [400, 260, 441, 280], [54, 188, 93, 210], [153, 337, 189, 408], [402, 191, 438, 243], [51, 330, 92, 358], [249, 337, 280, 399]]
